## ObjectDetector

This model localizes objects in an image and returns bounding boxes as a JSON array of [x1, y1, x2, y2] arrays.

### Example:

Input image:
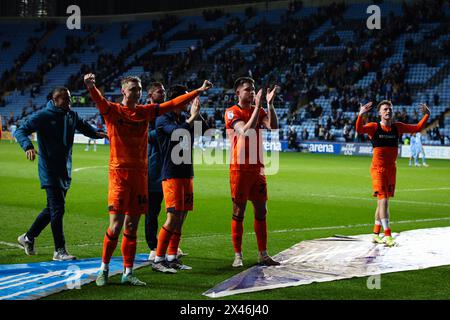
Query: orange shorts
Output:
[[162, 178, 194, 212], [230, 170, 268, 203], [370, 166, 396, 199], [108, 169, 148, 215]]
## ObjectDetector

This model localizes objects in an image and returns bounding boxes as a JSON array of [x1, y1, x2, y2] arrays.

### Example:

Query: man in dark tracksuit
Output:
[[146, 114, 164, 260], [14, 87, 106, 261], [152, 84, 200, 272], [145, 82, 184, 263]]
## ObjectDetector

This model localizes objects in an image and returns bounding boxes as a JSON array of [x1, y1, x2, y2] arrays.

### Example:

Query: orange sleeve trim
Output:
[[157, 90, 199, 115], [395, 114, 429, 134], [356, 115, 377, 136], [88, 86, 110, 114]]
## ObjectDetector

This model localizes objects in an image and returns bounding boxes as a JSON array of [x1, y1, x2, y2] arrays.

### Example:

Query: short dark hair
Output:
[[147, 81, 163, 93], [233, 77, 255, 91], [168, 84, 188, 100], [377, 100, 393, 111], [52, 87, 69, 98]]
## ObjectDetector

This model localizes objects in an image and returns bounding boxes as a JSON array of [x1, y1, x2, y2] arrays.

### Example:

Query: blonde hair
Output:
[[121, 76, 141, 88], [377, 100, 393, 111]]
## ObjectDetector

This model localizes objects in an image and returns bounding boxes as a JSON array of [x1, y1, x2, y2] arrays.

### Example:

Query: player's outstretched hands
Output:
[[190, 97, 201, 117], [419, 103, 431, 115], [84, 73, 96, 89], [359, 101, 373, 116], [26, 148, 38, 161], [266, 85, 279, 106], [197, 80, 213, 93], [255, 89, 263, 108]]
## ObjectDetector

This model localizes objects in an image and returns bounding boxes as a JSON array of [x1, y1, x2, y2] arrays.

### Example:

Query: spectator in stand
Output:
[[301, 128, 309, 141]]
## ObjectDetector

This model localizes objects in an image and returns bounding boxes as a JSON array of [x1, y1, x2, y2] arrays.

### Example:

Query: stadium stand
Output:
[[1, 0, 449, 146]]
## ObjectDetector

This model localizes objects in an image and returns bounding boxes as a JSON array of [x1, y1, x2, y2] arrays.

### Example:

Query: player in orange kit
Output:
[[224, 77, 280, 267], [356, 100, 430, 247], [83, 73, 212, 286]]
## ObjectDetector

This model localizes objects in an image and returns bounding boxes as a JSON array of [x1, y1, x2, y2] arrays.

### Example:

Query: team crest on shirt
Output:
[[227, 111, 234, 120]]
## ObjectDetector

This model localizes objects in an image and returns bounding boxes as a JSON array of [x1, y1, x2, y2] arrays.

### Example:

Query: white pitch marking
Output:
[[309, 193, 450, 207], [0, 241, 22, 249], [73, 165, 108, 173], [1, 217, 449, 251], [396, 187, 450, 192]]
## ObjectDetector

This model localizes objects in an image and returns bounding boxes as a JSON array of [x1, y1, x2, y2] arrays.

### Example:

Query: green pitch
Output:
[[1, 140, 450, 300]]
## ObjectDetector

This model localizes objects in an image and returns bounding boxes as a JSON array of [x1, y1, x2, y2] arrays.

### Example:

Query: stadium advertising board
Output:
[[193, 139, 282, 152], [401, 145, 450, 160], [300, 142, 375, 155], [300, 142, 342, 154]]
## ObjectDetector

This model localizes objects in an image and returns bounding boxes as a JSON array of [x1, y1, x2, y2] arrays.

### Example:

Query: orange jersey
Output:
[[89, 86, 199, 170], [356, 114, 429, 168], [225, 105, 268, 172]]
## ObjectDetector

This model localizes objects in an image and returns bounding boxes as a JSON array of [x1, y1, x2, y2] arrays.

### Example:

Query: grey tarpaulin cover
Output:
[[203, 227, 450, 298]]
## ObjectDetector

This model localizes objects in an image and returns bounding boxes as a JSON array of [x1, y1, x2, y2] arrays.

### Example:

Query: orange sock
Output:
[[121, 232, 137, 268], [384, 228, 392, 237], [102, 228, 118, 264], [231, 216, 244, 253], [254, 217, 267, 252], [373, 224, 381, 235], [168, 232, 181, 256], [156, 226, 173, 257]]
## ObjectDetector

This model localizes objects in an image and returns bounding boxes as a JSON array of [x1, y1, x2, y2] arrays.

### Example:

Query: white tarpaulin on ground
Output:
[[203, 227, 450, 298]]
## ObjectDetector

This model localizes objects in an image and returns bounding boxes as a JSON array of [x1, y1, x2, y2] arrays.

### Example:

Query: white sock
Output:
[[124, 267, 132, 275], [235, 252, 242, 258], [259, 250, 268, 258], [381, 218, 389, 230], [154, 255, 165, 263], [375, 220, 381, 226], [100, 262, 109, 271], [167, 254, 176, 262]]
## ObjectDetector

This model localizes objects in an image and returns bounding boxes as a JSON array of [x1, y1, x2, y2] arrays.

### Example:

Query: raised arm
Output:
[[233, 89, 263, 136], [355, 102, 377, 136], [75, 114, 107, 139], [84, 74, 111, 115], [146, 80, 213, 119], [261, 86, 279, 130], [158, 90, 199, 115], [396, 104, 430, 134]]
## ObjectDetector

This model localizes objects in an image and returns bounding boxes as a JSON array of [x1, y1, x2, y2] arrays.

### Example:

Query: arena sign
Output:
[[300, 142, 342, 154]]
